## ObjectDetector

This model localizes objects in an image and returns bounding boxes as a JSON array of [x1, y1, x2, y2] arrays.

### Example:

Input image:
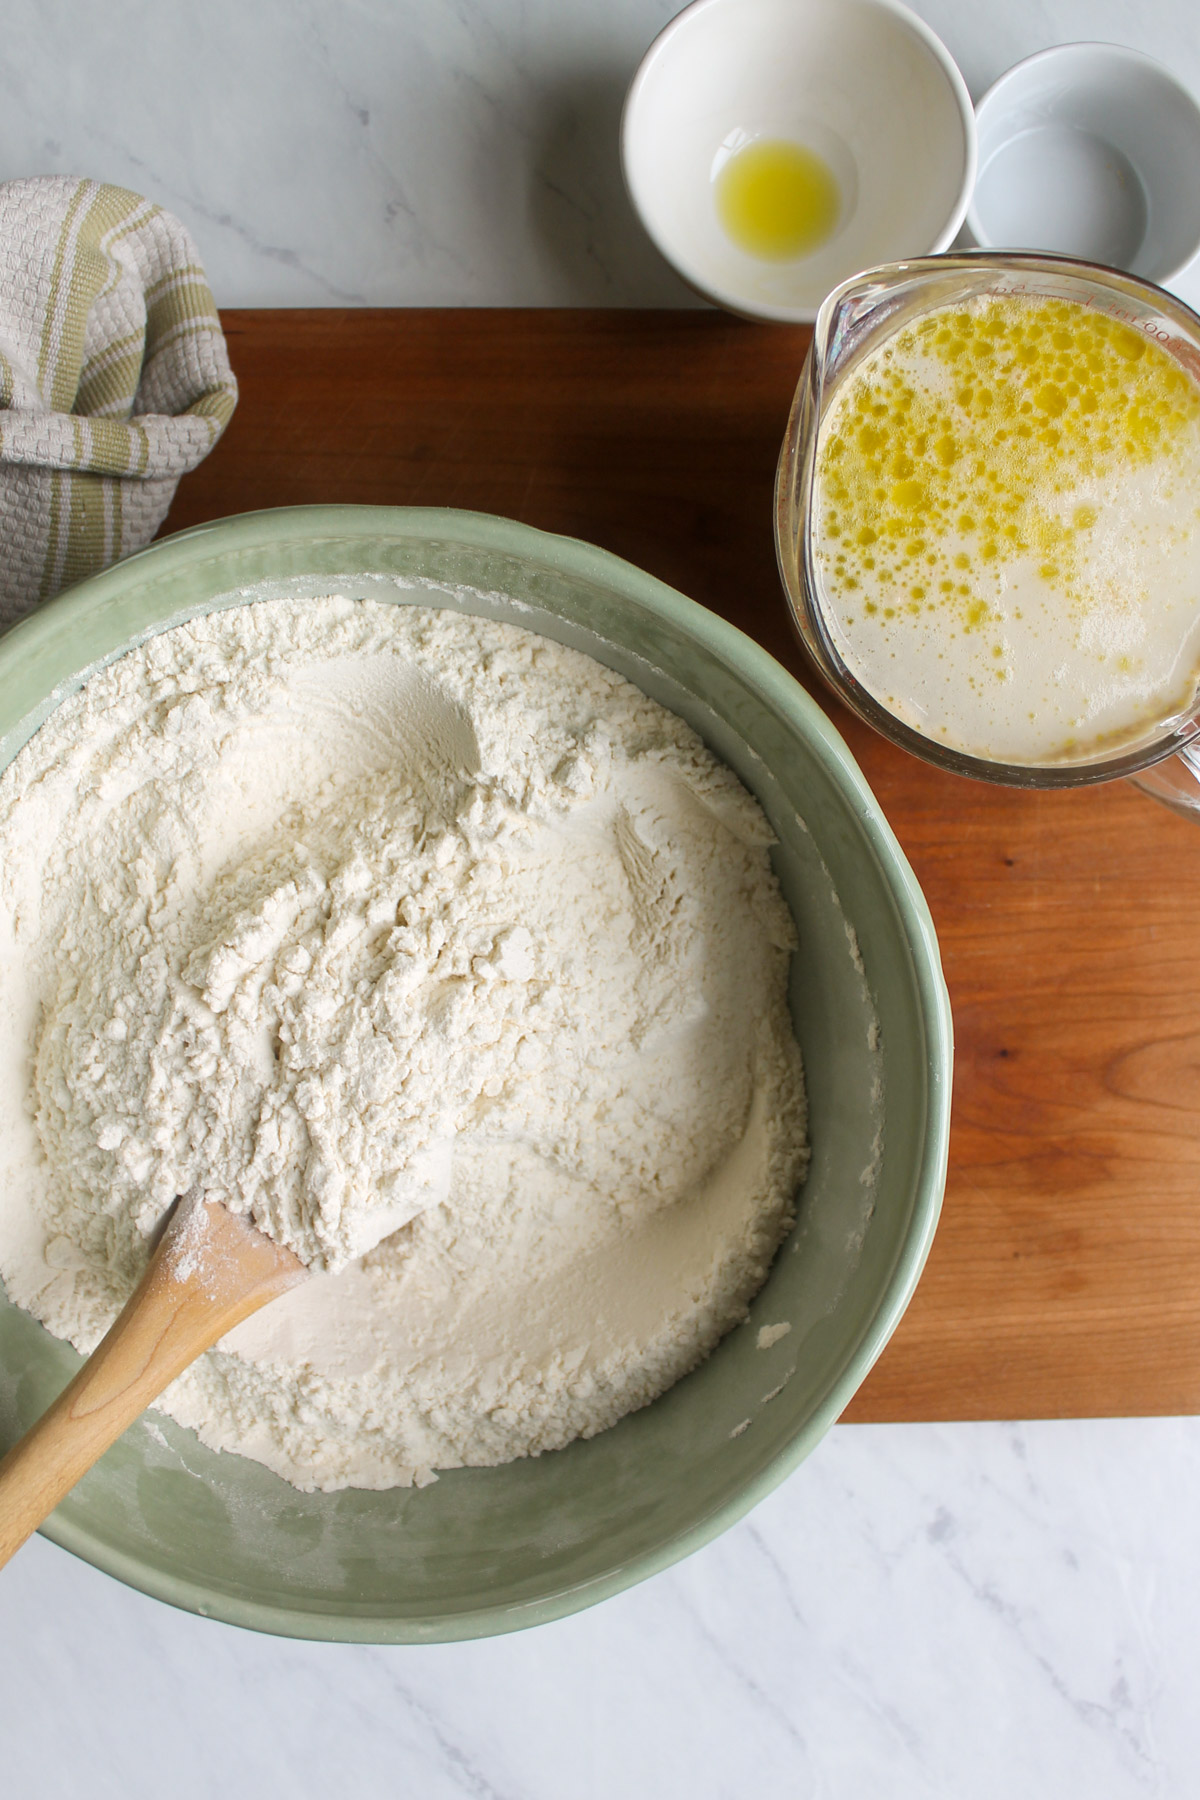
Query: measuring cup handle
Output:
[[1128, 744, 1200, 821]]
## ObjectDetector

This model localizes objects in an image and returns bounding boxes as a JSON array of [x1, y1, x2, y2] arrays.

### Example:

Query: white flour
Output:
[[0, 595, 807, 1490]]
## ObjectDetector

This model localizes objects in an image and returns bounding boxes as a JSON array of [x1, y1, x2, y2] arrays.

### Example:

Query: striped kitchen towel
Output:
[[0, 176, 237, 627]]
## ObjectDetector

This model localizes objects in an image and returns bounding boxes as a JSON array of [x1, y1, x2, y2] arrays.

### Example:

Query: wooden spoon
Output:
[[0, 1190, 307, 1570]]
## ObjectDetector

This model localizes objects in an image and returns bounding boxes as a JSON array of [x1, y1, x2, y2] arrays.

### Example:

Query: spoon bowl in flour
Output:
[[0, 1191, 307, 1570]]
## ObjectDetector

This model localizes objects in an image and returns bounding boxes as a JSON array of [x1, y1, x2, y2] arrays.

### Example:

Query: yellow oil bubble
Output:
[[715, 139, 839, 262], [810, 291, 1200, 764], [815, 295, 1200, 640]]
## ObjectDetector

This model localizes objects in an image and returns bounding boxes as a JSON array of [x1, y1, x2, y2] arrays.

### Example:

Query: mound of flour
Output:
[[0, 594, 807, 1490]]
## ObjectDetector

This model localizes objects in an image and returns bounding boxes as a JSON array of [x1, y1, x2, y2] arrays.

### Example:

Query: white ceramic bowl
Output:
[[621, 0, 976, 324], [967, 44, 1200, 285]]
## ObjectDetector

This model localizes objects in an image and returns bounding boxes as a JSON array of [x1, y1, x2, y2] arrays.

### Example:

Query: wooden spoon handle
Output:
[[0, 1195, 305, 1571]]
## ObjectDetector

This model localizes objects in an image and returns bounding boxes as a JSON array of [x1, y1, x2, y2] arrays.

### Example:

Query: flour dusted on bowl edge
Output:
[[0, 595, 808, 1491]]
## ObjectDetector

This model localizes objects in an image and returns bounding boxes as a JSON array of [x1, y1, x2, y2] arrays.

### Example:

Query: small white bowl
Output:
[[967, 43, 1200, 285], [620, 0, 976, 324]]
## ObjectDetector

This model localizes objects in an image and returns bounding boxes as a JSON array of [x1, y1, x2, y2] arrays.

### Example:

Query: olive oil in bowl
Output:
[[715, 139, 840, 261]]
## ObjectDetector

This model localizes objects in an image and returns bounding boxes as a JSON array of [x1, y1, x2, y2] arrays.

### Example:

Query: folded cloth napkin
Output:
[[0, 176, 237, 627]]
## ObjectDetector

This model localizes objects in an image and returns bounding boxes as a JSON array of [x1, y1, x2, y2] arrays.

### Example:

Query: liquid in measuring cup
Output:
[[809, 291, 1200, 766]]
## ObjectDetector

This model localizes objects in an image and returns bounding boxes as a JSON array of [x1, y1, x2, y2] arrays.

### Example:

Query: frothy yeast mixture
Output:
[[0, 596, 807, 1490], [811, 293, 1200, 765]]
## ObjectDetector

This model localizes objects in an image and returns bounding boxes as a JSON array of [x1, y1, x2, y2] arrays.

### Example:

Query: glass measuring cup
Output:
[[774, 251, 1200, 810]]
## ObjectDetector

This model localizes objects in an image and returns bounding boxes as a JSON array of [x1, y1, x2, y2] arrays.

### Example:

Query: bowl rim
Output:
[[8, 504, 953, 1641], [966, 41, 1200, 282], [619, 0, 978, 325]]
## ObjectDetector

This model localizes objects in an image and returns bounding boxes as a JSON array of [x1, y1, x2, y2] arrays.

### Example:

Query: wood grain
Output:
[[168, 309, 1200, 1422]]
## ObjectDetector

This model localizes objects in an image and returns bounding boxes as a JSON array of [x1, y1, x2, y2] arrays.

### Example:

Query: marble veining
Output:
[[4, 4, 1200, 1795], [3, 0, 1199, 309], [5, 1420, 1200, 1798]]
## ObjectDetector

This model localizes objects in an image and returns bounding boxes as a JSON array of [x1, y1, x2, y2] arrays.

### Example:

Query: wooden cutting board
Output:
[[167, 308, 1200, 1422]]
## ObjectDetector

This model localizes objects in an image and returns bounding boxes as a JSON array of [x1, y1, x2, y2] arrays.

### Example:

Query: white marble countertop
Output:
[[5, 1421, 1199, 1797], [3, 0, 1199, 309], [3, 3, 1200, 1794]]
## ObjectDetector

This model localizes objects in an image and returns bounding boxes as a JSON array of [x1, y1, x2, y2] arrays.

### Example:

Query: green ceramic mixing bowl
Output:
[[0, 505, 952, 1642]]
